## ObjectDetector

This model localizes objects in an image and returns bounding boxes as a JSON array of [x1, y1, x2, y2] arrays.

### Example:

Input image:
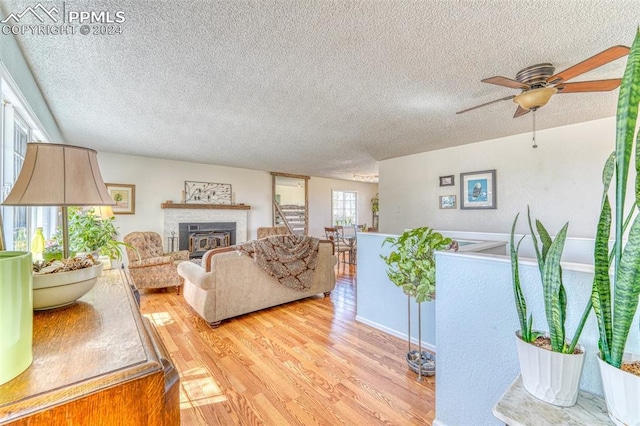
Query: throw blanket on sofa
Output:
[[236, 235, 320, 290]]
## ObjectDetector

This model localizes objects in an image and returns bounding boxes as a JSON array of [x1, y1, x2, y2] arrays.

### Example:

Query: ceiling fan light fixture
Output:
[[513, 86, 558, 110]]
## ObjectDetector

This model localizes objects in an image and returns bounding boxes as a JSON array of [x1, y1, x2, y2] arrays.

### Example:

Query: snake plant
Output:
[[381, 227, 452, 303], [511, 209, 588, 353], [592, 29, 640, 369]]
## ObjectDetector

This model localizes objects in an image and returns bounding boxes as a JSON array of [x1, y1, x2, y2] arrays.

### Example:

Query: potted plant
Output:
[[510, 209, 588, 406], [381, 227, 452, 379], [43, 240, 75, 261], [592, 29, 640, 426], [53, 207, 129, 262], [371, 194, 379, 230]]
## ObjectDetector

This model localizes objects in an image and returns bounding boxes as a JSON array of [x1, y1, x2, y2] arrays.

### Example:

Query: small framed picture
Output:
[[439, 175, 455, 187], [106, 183, 136, 214], [460, 170, 497, 210], [440, 195, 457, 209]]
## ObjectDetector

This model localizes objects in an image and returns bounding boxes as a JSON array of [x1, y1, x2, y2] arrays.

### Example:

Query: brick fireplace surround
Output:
[[161, 203, 250, 252]]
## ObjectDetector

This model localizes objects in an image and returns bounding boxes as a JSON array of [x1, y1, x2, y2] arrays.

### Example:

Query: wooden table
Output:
[[0, 269, 179, 425], [493, 376, 611, 425]]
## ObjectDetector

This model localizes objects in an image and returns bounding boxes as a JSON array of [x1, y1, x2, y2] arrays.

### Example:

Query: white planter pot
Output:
[[598, 352, 640, 426], [515, 331, 585, 407]]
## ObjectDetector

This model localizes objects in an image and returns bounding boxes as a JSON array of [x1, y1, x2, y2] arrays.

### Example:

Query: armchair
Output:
[[124, 231, 189, 294]]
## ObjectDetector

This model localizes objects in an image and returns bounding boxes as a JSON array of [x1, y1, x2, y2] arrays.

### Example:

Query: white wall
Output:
[[379, 117, 616, 239], [434, 251, 640, 425], [307, 177, 378, 238], [97, 152, 377, 244], [356, 232, 436, 352], [0, 12, 63, 142], [97, 152, 272, 241]]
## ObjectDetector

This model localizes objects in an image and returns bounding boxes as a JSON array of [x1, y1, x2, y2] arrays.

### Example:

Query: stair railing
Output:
[[273, 200, 295, 234]]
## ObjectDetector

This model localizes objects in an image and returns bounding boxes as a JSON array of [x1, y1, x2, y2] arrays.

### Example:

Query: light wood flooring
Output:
[[140, 264, 435, 425]]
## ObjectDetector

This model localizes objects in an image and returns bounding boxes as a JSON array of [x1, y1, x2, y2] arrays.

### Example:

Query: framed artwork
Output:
[[439, 175, 455, 187], [106, 183, 136, 214], [439, 195, 457, 209], [460, 170, 496, 210], [184, 181, 232, 204]]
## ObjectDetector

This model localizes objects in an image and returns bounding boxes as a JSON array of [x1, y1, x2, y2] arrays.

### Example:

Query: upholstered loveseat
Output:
[[177, 239, 336, 326]]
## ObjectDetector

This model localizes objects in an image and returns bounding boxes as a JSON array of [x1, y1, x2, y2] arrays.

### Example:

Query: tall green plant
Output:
[[592, 29, 640, 368], [53, 207, 129, 261], [510, 213, 535, 343], [511, 209, 588, 353], [380, 227, 451, 303]]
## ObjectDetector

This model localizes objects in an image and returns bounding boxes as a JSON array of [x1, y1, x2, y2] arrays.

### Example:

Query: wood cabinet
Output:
[[0, 269, 179, 425]]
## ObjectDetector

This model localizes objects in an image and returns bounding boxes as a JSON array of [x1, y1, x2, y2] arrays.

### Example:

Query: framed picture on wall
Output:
[[106, 183, 136, 214], [439, 175, 455, 187], [184, 181, 232, 204], [459, 170, 496, 210], [439, 195, 457, 209]]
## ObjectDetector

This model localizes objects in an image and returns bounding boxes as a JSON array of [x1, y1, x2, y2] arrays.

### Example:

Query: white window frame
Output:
[[332, 190, 358, 226], [0, 60, 55, 250]]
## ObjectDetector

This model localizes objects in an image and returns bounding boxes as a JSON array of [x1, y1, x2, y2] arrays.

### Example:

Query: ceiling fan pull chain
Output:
[[532, 109, 538, 149]]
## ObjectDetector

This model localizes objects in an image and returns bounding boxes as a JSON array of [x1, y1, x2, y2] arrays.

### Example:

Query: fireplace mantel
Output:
[[160, 203, 250, 210]]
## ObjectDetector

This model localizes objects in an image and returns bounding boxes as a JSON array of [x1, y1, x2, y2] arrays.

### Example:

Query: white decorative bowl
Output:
[[32, 263, 103, 310]]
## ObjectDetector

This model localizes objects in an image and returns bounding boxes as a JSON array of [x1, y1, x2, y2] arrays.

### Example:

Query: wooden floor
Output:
[[140, 264, 435, 425]]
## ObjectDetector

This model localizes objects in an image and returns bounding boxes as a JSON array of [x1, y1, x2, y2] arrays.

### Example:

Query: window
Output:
[[0, 70, 56, 251], [11, 116, 28, 250], [332, 190, 357, 226]]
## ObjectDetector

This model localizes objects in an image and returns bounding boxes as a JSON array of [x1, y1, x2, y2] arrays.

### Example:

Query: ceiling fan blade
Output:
[[556, 79, 622, 93], [513, 106, 529, 118], [456, 95, 516, 114], [481, 76, 529, 90], [547, 45, 630, 84]]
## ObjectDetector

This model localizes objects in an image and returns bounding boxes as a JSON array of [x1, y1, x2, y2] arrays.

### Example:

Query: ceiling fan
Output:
[[457, 45, 630, 118]]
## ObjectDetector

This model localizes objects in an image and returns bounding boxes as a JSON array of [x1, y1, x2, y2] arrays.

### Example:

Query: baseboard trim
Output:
[[354, 315, 436, 353]]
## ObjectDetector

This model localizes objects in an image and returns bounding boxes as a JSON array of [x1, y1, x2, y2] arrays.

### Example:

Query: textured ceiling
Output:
[[2, 0, 640, 180]]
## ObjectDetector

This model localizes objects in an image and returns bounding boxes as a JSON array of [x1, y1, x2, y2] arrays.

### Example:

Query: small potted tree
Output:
[[592, 29, 640, 425], [381, 227, 452, 379], [510, 209, 588, 407], [50, 207, 129, 263]]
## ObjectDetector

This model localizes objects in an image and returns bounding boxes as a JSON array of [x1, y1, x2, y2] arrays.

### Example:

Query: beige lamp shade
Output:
[[2, 143, 115, 206]]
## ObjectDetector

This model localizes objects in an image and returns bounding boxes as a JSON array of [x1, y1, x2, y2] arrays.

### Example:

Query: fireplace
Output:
[[163, 205, 248, 256], [179, 222, 236, 258]]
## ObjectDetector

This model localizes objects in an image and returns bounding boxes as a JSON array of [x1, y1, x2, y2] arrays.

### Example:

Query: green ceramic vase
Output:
[[0, 251, 33, 385]]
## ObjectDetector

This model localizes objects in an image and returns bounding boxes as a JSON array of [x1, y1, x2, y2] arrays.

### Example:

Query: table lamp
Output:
[[2, 143, 115, 310], [2, 143, 115, 257]]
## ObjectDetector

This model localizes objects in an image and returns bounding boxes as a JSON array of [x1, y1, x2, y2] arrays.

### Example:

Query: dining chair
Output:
[[324, 227, 350, 264], [334, 226, 357, 265]]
